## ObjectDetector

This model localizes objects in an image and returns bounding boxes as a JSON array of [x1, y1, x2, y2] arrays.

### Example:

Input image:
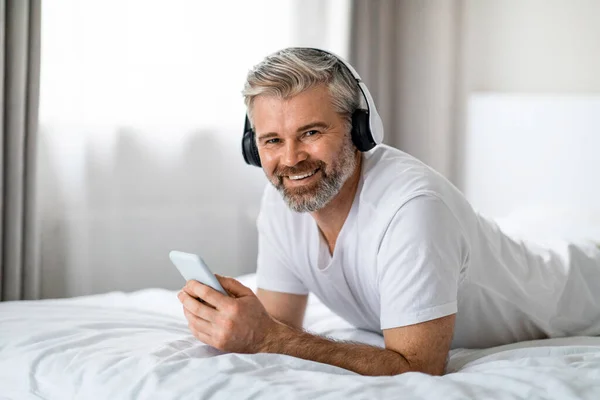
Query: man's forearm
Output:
[[260, 322, 411, 376]]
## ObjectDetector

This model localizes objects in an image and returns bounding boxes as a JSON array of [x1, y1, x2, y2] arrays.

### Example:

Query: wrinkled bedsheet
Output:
[[1, 275, 599, 400]]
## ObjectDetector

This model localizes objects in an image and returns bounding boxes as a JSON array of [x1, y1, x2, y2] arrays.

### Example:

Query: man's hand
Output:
[[178, 275, 281, 353], [178, 275, 454, 376]]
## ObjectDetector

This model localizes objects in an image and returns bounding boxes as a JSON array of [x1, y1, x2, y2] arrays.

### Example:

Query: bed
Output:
[[2, 273, 600, 399]]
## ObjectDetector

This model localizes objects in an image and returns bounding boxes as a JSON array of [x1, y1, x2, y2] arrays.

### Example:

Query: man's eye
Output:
[[266, 138, 280, 144], [305, 130, 319, 137]]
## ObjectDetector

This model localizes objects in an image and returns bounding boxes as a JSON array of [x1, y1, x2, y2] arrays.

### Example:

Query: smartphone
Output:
[[169, 250, 229, 296]]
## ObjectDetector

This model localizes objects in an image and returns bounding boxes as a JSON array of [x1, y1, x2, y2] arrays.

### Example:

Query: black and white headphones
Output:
[[241, 48, 384, 167]]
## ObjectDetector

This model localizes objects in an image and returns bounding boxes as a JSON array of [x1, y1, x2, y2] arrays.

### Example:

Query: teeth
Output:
[[289, 169, 318, 180]]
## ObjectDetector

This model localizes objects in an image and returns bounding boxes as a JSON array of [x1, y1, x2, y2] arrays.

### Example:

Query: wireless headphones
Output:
[[241, 48, 384, 167]]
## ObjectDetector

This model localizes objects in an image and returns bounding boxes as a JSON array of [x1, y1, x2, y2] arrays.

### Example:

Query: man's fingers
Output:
[[183, 308, 212, 333], [194, 330, 212, 346], [216, 275, 253, 298], [183, 280, 231, 310], [184, 308, 213, 344], [178, 290, 218, 321]]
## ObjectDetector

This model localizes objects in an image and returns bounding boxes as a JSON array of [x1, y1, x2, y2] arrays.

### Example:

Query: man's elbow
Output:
[[407, 359, 447, 376], [390, 351, 447, 376]]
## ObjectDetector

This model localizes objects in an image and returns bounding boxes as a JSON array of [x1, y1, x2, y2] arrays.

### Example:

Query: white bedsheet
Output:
[[1, 274, 600, 400]]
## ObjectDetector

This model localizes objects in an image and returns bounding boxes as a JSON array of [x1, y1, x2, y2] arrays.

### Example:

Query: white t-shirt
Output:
[[256, 144, 600, 349]]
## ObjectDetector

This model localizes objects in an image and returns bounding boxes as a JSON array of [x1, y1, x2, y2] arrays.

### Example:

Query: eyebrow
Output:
[[256, 121, 329, 141]]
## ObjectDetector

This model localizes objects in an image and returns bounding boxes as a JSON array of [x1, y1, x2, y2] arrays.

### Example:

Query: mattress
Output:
[[1, 274, 600, 399]]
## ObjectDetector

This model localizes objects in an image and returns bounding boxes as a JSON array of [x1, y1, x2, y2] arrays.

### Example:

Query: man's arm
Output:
[[179, 277, 455, 376], [262, 314, 455, 376], [256, 288, 307, 329]]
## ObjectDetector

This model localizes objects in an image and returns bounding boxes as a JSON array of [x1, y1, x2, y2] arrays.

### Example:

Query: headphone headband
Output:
[[300, 48, 384, 145]]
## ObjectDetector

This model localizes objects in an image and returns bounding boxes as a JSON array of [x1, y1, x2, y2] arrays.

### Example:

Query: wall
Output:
[[464, 0, 600, 93], [453, 0, 600, 188], [387, 0, 600, 187]]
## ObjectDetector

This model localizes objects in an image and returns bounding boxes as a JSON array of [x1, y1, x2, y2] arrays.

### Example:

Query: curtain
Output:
[[349, 0, 462, 181], [38, 0, 350, 299], [0, 0, 42, 301]]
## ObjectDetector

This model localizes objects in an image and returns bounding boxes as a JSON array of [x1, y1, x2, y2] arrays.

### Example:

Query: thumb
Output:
[[216, 275, 253, 298]]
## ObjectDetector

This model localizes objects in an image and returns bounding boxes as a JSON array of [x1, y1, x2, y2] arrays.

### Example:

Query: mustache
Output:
[[275, 160, 325, 177]]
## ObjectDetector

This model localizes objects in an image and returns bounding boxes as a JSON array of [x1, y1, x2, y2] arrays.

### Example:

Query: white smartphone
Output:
[[169, 250, 229, 296]]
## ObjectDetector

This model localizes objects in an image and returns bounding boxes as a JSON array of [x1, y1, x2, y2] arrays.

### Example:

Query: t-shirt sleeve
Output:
[[378, 194, 469, 330], [255, 188, 309, 295]]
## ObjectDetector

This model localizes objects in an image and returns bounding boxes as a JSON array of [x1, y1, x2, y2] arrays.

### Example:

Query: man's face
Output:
[[252, 85, 358, 213]]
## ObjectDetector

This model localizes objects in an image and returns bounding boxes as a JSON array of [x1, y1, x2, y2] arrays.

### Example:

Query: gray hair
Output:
[[242, 48, 361, 131]]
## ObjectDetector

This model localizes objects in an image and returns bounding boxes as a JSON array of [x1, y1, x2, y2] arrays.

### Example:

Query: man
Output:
[[178, 48, 600, 376]]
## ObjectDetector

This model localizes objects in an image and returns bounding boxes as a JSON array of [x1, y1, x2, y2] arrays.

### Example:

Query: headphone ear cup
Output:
[[351, 110, 376, 152], [242, 129, 262, 167]]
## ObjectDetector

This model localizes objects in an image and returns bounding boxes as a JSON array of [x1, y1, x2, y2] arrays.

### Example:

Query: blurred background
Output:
[[11, 0, 600, 298]]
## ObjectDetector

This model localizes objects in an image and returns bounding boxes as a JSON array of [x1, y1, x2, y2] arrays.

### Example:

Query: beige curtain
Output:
[[0, 0, 41, 301], [349, 0, 462, 182]]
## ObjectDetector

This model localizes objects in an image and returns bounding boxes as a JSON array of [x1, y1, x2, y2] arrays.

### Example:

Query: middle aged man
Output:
[[178, 48, 600, 376]]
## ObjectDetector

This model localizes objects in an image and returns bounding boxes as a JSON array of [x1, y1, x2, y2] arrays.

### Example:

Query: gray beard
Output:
[[272, 137, 358, 213]]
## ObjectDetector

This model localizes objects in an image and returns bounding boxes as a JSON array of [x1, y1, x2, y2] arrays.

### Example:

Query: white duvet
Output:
[[1, 274, 600, 400]]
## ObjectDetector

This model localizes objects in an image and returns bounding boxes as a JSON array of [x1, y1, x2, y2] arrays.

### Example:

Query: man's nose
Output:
[[281, 140, 308, 166]]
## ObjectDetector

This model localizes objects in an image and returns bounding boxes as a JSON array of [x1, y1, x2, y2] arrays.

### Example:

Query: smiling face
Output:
[[251, 84, 358, 213]]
